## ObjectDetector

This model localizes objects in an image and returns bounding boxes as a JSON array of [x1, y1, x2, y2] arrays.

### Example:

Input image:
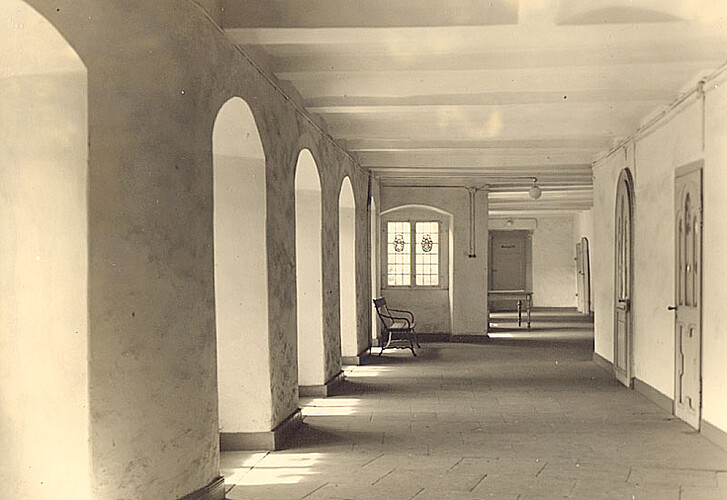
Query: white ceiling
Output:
[[222, 0, 727, 214]]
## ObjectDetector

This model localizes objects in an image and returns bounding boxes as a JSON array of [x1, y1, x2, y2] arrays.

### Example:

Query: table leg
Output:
[[517, 299, 522, 327]]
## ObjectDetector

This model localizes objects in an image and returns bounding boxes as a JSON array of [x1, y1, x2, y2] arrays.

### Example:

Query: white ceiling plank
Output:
[[276, 62, 713, 99], [225, 23, 727, 51], [339, 137, 613, 151], [222, 6, 727, 215], [271, 42, 726, 73], [357, 149, 597, 168], [305, 89, 675, 108]]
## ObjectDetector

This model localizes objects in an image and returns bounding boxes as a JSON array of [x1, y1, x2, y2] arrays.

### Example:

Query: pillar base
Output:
[[299, 371, 344, 397], [342, 347, 371, 366], [178, 476, 225, 500], [220, 408, 303, 451]]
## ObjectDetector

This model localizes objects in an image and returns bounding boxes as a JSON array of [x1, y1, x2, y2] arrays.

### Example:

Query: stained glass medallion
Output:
[[421, 234, 433, 252]]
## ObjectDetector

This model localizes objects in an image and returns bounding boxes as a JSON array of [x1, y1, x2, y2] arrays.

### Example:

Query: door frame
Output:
[[576, 237, 592, 315], [613, 168, 634, 387], [673, 160, 703, 429]]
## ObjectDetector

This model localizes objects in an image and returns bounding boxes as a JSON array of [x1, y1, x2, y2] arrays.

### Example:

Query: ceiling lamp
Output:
[[528, 178, 542, 199]]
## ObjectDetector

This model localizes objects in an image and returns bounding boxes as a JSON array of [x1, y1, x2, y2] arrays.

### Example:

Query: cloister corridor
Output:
[[221, 313, 727, 500]]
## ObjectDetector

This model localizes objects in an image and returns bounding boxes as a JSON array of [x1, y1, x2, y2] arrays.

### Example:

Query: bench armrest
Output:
[[387, 308, 414, 323], [378, 313, 412, 328]]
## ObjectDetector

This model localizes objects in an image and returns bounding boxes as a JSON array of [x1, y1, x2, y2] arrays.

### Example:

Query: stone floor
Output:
[[221, 312, 727, 499]]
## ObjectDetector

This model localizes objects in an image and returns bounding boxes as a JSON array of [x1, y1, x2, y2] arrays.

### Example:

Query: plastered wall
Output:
[[531, 217, 577, 308], [573, 210, 595, 311], [6, 1, 372, 498], [214, 154, 272, 432], [592, 72, 727, 437], [702, 77, 727, 435], [1, 3, 89, 497], [381, 206, 453, 333], [489, 216, 578, 309], [380, 187, 488, 335], [295, 151, 325, 387]]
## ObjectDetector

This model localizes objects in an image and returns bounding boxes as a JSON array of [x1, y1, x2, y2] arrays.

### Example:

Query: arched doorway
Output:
[[614, 169, 634, 387], [1, 2, 89, 496], [213, 97, 272, 443], [295, 149, 325, 392], [339, 177, 358, 360]]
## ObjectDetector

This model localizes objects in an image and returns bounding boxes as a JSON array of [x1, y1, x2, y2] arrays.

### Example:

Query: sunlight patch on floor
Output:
[[223, 452, 323, 486], [301, 397, 361, 416], [344, 365, 392, 378]]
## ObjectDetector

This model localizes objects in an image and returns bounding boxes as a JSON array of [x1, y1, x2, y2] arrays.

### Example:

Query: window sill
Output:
[[381, 286, 449, 291]]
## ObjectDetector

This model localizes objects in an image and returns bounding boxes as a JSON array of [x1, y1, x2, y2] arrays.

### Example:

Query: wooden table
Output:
[[487, 290, 533, 329]]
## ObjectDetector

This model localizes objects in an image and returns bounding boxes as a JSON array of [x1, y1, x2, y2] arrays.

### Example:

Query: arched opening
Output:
[[1, 1, 89, 496], [379, 204, 455, 335], [295, 149, 325, 390], [370, 197, 379, 343], [213, 97, 272, 441], [339, 177, 358, 358]]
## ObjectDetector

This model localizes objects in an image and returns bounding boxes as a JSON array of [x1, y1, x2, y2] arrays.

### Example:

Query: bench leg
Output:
[[379, 331, 389, 356]]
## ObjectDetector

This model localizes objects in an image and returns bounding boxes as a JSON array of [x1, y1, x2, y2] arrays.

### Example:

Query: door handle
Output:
[[667, 306, 677, 311]]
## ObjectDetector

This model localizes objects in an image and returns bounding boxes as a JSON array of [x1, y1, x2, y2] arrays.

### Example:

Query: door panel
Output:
[[614, 170, 633, 387], [674, 167, 702, 430], [490, 232, 526, 290], [489, 230, 530, 311], [576, 238, 592, 315], [576, 242, 584, 312]]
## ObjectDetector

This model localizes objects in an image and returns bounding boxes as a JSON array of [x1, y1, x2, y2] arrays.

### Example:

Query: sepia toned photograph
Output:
[[2, 1, 727, 498]]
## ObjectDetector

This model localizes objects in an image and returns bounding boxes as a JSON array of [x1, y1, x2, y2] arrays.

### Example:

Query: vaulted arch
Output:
[[295, 149, 325, 390], [213, 96, 272, 439], [338, 177, 358, 358]]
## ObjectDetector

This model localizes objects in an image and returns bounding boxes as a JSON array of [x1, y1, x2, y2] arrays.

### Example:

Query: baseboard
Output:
[[220, 408, 303, 451], [701, 419, 727, 452], [633, 378, 673, 413], [417, 333, 451, 342], [299, 371, 344, 397], [592, 352, 613, 373], [452, 334, 490, 344], [178, 476, 225, 500], [342, 346, 371, 366]]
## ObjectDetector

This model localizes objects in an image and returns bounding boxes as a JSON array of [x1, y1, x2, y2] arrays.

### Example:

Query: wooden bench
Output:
[[373, 298, 420, 356]]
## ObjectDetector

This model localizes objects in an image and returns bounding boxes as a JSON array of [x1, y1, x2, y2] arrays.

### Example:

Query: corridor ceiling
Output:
[[223, 0, 727, 214]]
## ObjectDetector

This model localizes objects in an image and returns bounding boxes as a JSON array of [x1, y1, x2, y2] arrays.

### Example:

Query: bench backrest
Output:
[[372, 297, 394, 328]]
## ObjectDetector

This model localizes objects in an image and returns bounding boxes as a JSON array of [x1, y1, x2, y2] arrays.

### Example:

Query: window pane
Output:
[[387, 221, 411, 286], [415, 222, 439, 286]]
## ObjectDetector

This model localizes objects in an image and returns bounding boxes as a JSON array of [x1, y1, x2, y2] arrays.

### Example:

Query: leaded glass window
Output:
[[415, 222, 439, 286], [387, 221, 411, 286], [386, 220, 440, 287]]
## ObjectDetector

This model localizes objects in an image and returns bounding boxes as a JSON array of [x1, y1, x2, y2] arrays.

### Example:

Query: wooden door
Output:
[[614, 170, 633, 387], [489, 230, 530, 311], [576, 242, 584, 312], [674, 165, 702, 430]]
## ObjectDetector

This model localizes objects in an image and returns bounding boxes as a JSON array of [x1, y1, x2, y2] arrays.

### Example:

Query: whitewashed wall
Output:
[[592, 72, 727, 438]]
